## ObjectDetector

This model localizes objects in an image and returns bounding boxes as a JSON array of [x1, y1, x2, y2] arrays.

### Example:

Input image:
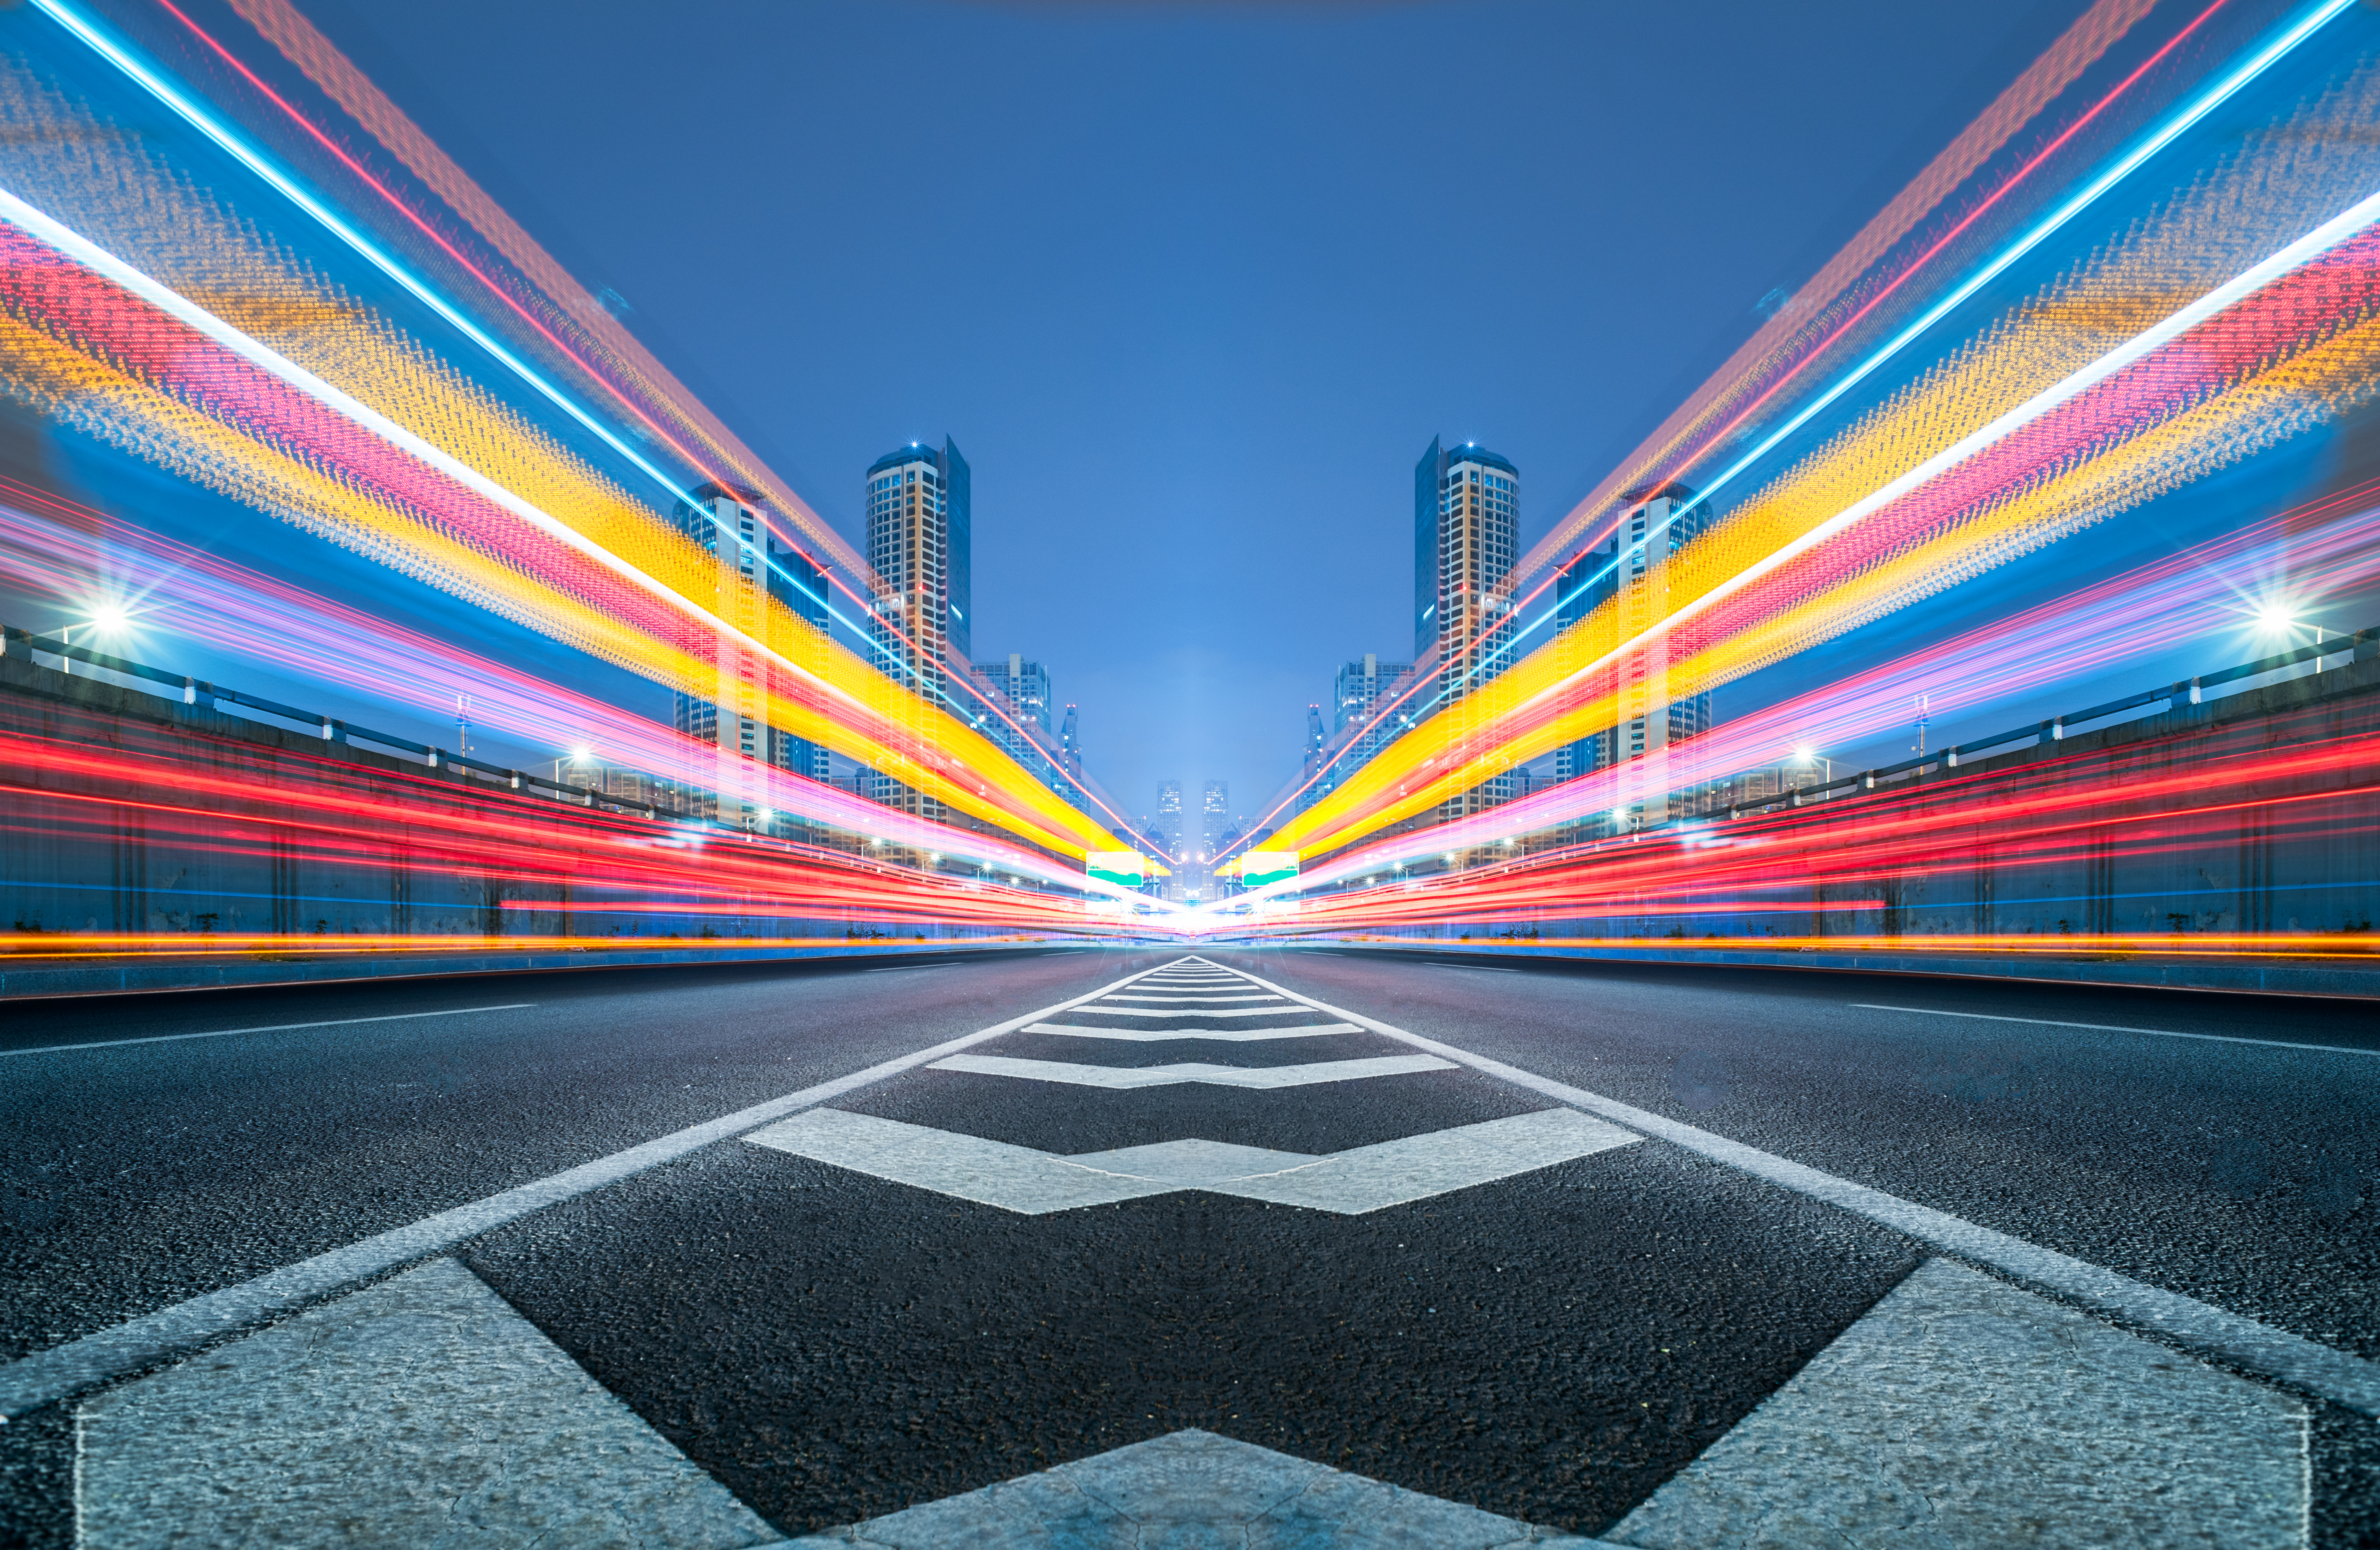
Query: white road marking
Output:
[[1854, 1003, 2380, 1058], [76, 1259, 773, 1547], [928, 1052, 1456, 1089], [1231, 964, 2380, 1418], [745, 1106, 1633, 1215], [1022, 1021, 1360, 1042], [1098, 994, 1283, 1002], [1055, 1005, 1327, 1018], [1608, 1258, 2307, 1550], [0, 964, 1166, 1420], [792, 1428, 1588, 1544], [1, 1005, 536, 1059]]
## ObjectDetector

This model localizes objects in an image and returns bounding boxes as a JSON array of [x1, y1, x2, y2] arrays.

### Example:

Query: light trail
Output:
[[1263, 81, 2380, 861], [1273, 487, 2380, 893], [0, 494, 1105, 890], [1239, 706, 2380, 951]]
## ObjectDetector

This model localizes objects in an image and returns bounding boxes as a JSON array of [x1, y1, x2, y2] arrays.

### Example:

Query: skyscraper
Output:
[[1155, 781, 1183, 852], [865, 438, 972, 691], [1332, 653, 1417, 777], [1415, 438, 1520, 820], [1058, 704, 1081, 778], [973, 653, 1053, 763], [1156, 780, 1185, 899], [767, 535, 833, 786], [864, 438, 972, 819], [1202, 780, 1229, 851], [1593, 484, 1713, 825], [1414, 438, 1519, 674], [671, 482, 777, 828], [1552, 543, 1615, 785]]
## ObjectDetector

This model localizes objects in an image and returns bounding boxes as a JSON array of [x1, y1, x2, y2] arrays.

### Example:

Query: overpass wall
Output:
[[0, 654, 1020, 994], [1354, 653, 2380, 991]]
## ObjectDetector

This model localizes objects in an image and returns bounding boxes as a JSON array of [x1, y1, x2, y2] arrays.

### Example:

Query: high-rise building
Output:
[[864, 439, 972, 820], [1552, 543, 1615, 784], [1058, 704, 1081, 778], [1414, 438, 1519, 673], [1155, 781, 1183, 852], [767, 536, 833, 787], [865, 437, 972, 687], [1587, 484, 1714, 826], [1333, 653, 1417, 777], [1201, 780, 1228, 850], [671, 482, 781, 828], [1415, 438, 1520, 820], [973, 653, 1053, 765]]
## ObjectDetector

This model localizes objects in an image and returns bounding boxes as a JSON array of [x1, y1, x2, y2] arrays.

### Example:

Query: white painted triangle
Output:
[[743, 1106, 1638, 1215], [75, 1259, 775, 1549], [1054, 1005, 1332, 1018], [928, 1052, 1455, 1088], [778, 1426, 1608, 1547], [1023, 1021, 1361, 1042]]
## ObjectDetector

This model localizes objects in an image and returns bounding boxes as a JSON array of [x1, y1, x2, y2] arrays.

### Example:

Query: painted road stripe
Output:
[[1058, 1005, 1333, 1018], [1232, 966, 2380, 1418], [746, 1106, 1632, 1215], [1098, 994, 1284, 1003], [0, 1005, 536, 1059], [0, 963, 1176, 1419], [1854, 1003, 2380, 1058], [1022, 1021, 1361, 1042], [928, 1052, 1457, 1089]]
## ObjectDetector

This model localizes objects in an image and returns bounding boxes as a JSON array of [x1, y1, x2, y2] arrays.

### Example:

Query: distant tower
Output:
[[1589, 484, 1712, 825], [1058, 703, 1081, 777], [1416, 438, 1520, 822], [972, 653, 1053, 765], [864, 438, 972, 818], [1201, 780, 1229, 852], [767, 535, 833, 787], [1156, 780, 1183, 853], [1414, 437, 1519, 677], [1303, 703, 1326, 778], [1333, 653, 1416, 779], [672, 482, 774, 828], [865, 438, 972, 689]]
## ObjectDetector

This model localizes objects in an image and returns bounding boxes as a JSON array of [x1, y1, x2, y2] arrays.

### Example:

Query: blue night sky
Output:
[[97, 0, 2369, 832]]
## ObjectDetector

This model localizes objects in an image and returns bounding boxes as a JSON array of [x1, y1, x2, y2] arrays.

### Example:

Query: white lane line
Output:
[[1096, 994, 1284, 1003], [927, 1052, 1457, 1090], [1, 1005, 536, 1059], [0, 962, 1169, 1420], [1230, 966, 2380, 1418], [1022, 1022, 1361, 1042], [1854, 1003, 2380, 1059]]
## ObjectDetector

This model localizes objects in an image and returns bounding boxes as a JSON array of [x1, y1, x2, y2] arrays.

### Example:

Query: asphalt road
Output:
[[2, 946, 2374, 1546]]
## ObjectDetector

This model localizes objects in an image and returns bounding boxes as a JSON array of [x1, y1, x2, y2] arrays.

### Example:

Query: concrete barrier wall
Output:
[[1316, 656, 2380, 991], [0, 655, 1018, 994]]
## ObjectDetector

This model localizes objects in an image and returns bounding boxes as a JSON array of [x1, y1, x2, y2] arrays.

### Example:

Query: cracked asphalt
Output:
[[2, 945, 2373, 1545]]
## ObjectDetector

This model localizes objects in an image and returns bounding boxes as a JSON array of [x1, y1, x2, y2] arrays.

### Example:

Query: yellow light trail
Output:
[[0, 49, 1126, 858], [1268, 56, 2380, 861]]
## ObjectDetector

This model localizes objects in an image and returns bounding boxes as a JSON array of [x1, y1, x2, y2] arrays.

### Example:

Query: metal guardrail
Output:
[[2, 623, 671, 819], [1723, 625, 2380, 820]]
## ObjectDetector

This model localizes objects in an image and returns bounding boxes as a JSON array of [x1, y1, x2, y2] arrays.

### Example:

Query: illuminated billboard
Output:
[[1087, 850, 1147, 888], [1241, 850, 1299, 888]]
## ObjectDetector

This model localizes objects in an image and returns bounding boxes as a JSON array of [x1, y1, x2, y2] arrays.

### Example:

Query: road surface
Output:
[[2, 946, 2373, 1546]]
